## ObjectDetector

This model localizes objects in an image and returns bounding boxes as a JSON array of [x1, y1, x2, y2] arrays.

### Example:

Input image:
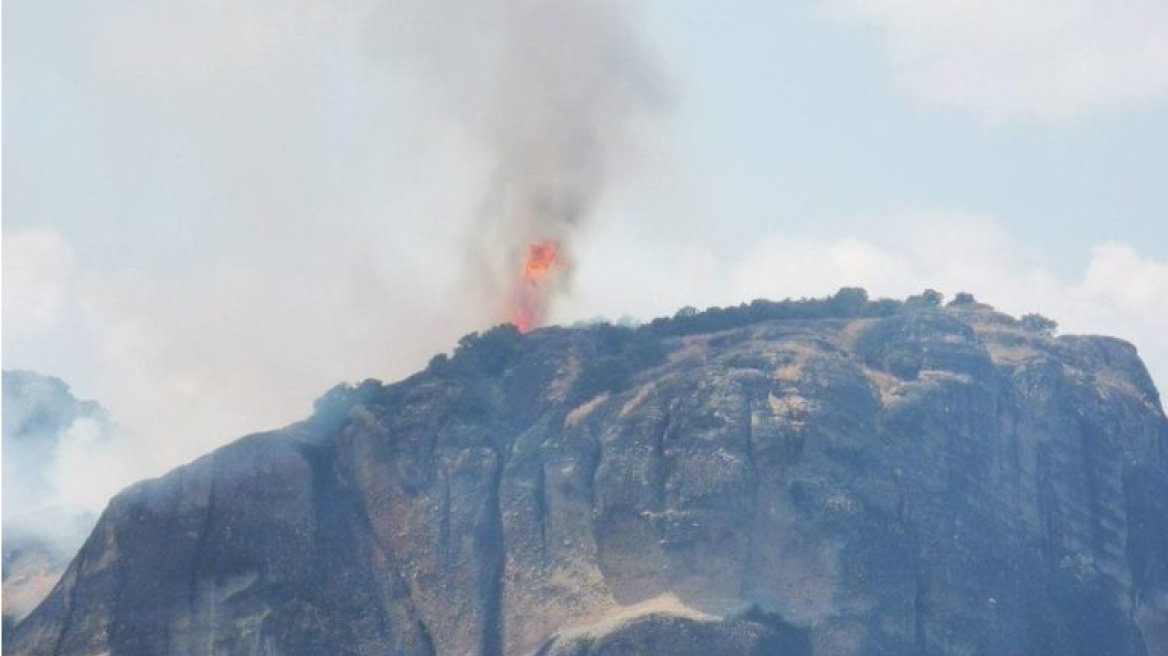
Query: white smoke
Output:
[[2, 371, 139, 619]]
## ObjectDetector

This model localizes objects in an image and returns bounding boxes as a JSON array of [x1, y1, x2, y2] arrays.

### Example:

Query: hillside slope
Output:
[[10, 294, 1168, 656]]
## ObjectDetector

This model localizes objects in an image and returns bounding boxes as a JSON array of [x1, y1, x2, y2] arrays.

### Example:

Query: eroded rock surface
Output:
[[9, 301, 1168, 656]]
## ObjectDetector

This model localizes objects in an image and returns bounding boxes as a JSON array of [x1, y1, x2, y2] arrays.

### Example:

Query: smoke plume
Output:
[[3, 0, 672, 564], [375, 0, 669, 330]]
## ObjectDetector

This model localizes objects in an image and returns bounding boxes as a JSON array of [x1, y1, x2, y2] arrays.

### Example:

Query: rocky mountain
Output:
[[3, 371, 113, 626], [8, 291, 1168, 656]]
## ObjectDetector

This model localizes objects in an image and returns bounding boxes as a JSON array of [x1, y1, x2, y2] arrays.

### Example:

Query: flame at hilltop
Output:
[[523, 241, 560, 280], [510, 240, 563, 333]]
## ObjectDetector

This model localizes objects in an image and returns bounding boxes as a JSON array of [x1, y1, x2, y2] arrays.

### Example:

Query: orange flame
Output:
[[511, 240, 562, 333], [522, 240, 561, 281]]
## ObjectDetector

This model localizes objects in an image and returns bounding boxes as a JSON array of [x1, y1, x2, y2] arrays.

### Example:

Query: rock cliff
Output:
[[9, 293, 1168, 656]]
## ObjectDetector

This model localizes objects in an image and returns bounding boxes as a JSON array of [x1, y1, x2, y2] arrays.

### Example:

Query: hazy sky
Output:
[[5, 0, 1168, 491]]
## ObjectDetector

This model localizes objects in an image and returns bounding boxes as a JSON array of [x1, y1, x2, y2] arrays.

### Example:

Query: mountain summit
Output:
[[9, 291, 1168, 656]]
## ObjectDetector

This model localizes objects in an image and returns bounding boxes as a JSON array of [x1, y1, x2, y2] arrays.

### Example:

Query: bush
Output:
[[427, 353, 450, 373], [449, 324, 523, 375], [567, 324, 668, 403], [1020, 313, 1058, 336], [641, 288, 905, 338], [906, 289, 944, 308], [569, 356, 632, 404], [828, 287, 869, 316]]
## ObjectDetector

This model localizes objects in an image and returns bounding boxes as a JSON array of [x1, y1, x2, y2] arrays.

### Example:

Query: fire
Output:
[[510, 240, 562, 333], [522, 240, 561, 281]]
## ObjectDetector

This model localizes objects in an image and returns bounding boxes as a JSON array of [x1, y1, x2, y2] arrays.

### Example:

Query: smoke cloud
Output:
[[3, 0, 671, 594], [372, 0, 669, 327], [2, 371, 137, 620]]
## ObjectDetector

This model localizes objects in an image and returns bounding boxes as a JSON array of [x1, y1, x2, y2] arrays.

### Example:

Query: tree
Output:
[[1020, 313, 1058, 336], [906, 289, 944, 308], [452, 324, 523, 375], [569, 356, 631, 404], [829, 287, 869, 316]]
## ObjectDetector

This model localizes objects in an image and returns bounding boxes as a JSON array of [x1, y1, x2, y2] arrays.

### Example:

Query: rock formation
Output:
[[9, 293, 1168, 655]]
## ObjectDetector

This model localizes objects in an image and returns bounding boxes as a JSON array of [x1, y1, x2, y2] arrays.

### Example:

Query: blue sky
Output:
[[641, 0, 1168, 265], [5, 0, 1168, 484]]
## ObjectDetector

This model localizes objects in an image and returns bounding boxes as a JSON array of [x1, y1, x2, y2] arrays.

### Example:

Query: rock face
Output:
[[9, 298, 1168, 656]]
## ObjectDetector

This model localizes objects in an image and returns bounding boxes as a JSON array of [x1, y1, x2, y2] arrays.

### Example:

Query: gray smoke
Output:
[[371, 0, 669, 325], [2, 0, 671, 572]]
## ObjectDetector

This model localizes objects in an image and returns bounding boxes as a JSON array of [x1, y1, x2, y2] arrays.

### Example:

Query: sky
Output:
[[4, 0, 1168, 506]]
